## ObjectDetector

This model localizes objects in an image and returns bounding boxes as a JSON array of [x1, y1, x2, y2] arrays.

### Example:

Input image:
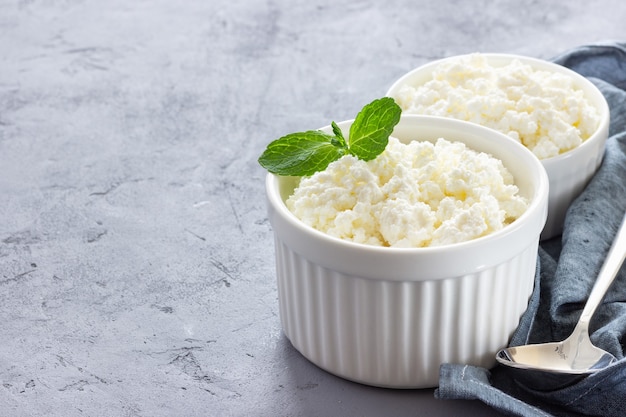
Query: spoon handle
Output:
[[579, 213, 626, 325]]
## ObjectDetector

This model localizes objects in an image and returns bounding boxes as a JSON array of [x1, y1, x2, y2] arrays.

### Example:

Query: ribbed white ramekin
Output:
[[274, 236, 538, 388], [266, 115, 549, 388], [386, 54, 610, 240]]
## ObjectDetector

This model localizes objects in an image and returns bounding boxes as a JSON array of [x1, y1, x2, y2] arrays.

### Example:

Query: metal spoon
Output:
[[496, 214, 626, 389]]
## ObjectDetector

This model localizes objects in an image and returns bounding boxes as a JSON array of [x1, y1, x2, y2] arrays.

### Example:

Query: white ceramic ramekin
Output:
[[266, 115, 549, 388], [386, 54, 610, 240]]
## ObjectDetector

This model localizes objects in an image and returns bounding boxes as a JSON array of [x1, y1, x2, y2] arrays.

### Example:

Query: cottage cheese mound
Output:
[[394, 54, 600, 159], [286, 137, 528, 248]]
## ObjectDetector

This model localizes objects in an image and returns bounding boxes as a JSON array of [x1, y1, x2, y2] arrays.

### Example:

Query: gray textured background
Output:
[[1, 1, 624, 416]]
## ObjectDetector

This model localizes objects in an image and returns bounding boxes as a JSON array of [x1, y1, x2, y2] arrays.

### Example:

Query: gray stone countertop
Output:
[[1, 1, 624, 416]]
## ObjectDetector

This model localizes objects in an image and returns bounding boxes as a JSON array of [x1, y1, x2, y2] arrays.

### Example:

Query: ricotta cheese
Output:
[[286, 137, 528, 248], [394, 54, 600, 159]]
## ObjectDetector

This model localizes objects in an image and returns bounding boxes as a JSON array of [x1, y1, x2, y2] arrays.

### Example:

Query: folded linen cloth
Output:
[[435, 41, 626, 417]]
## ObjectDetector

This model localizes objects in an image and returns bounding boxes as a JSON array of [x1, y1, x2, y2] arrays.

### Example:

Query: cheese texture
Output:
[[286, 137, 528, 248], [394, 54, 600, 159]]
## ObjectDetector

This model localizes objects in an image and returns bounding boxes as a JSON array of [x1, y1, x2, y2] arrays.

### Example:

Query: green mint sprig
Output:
[[258, 97, 402, 176]]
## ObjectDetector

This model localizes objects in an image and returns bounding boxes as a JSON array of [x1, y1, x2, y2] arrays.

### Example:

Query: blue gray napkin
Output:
[[435, 41, 626, 417]]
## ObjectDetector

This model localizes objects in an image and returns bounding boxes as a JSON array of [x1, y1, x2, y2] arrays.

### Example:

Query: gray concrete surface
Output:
[[1, 1, 624, 416]]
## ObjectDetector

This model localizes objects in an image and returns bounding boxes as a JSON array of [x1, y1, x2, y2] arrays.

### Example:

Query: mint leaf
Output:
[[258, 97, 402, 176], [331, 121, 346, 148], [258, 130, 347, 176], [349, 97, 401, 161]]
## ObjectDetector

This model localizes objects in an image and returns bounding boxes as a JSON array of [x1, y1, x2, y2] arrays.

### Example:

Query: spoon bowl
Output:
[[497, 336, 617, 373], [496, 213, 626, 388]]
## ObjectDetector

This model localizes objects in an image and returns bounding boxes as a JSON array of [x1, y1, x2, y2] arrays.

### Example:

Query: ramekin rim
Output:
[[265, 115, 549, 256], [385, 52, 611, 164]]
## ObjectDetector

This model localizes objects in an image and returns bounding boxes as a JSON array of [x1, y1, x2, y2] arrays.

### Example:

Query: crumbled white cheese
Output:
[[286, 137, 528, 248], [394, 54, 600, 159]]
